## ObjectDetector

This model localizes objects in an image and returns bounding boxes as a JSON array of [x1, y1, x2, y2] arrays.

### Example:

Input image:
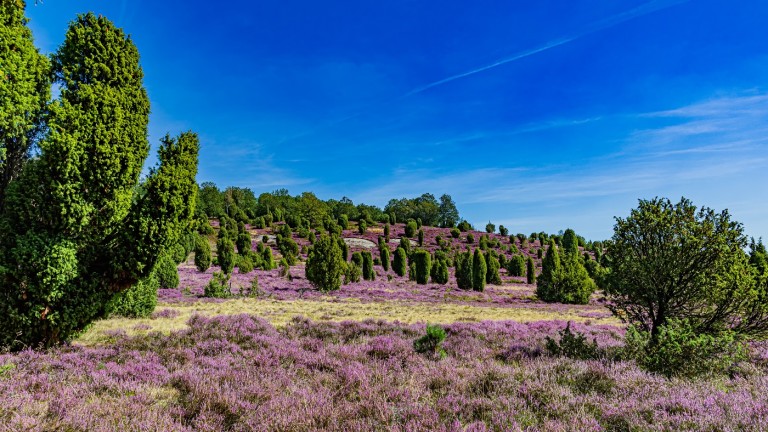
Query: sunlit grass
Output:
[[76, 297, 619, 346]]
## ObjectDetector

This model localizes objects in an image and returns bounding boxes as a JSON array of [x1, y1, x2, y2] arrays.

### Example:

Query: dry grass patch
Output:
[[77, 297, 619, 346]]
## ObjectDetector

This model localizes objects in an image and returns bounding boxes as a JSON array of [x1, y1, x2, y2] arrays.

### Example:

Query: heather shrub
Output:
[[405, 220, 417, 237], [485, 222, 495, 233], [545, 322, 600, 360], [393, 247, 407, 277], [455, 250, 473, 290], [431, 259, 449, 284], [418, 229, 424, 246], [466, 233, 475, 244], [411, 249, 432, 284], [358, 220, 367, 234], [507, 254, 525, 277], [194, 235, 212, 272], [156, 253, 179, 289], [486, 253, 502, 285], [204, 271, 230, 298], [625, 319, 748, 378], [107, 270, 159, 318], [450, 227, 460, 238], [380, 247, 390, 271], [526, 256, 536, 284], [237, 255, 254, 274], [305, 234, 344, 291], [216, 236, 236, 275], [472, 248, 486, 291], [414, 324, 447, 359], [361, 251, 374, 281]]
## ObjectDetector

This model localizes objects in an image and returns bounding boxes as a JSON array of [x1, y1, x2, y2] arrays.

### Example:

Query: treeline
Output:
[[196, 183, 463, 229]]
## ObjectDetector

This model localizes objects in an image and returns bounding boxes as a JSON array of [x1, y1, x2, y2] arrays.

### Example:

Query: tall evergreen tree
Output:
[[455, 249, 473, 290], [537, 240, 561, 300], [526, 256, 536, 284], [0, 1, 50, 209], [562, 228, 579, 256], [305, 234, 344, 292], [0, 14, 198, 348]]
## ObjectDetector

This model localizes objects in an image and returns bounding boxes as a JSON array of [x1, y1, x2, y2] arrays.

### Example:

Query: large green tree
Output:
[[0, 0, 50, 208], [305, 234, 344, 292], [0, 13, 199, 348], [608, 197, 768, 340]]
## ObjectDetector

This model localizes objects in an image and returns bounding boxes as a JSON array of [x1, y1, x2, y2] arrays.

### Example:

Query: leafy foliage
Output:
[[204, 271, 231, 298], [607, 197, 767, 339], [413, 324, 447, 359], [107, 270, 159, 318], [0, 14, 198, 348], [155, 254, 179, 289]]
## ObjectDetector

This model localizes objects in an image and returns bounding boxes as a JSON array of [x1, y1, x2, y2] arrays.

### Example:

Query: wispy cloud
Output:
[[404, 0, 689, 97]]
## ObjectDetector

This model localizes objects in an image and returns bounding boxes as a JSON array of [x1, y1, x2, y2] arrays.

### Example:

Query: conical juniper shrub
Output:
[[411, 249, 432, 284], [216, 237, 236, 275], [237, 255, 254, 274], [508, 254, 525, 277], [156, 253, 179, 289], [380, 247, 390, 271], [526, 256, 536, 284], [358, 220, 367, 235], [351, 251, 363, 269], [431, 259, 449, 284], [455, 249, 473, 290], [236, 231, 251, 256], [393, 247, 407, 277], [486, 253, 502, 285], [399, 236, 411, 256], [107, 270, 159, 318], [305, 234, 344, 292], [472, 248, 487, 291], [361, 251, 374, 281], [418, 229, 424, 246], [260, 246, 275, 270], [194, 235, 212, 272], [405, 220, 417, 237]]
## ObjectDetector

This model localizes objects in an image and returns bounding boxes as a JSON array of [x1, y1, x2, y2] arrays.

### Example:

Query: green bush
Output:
[[413, 324, 447, 359], [498, 225, 509, 237], [431, 259, 449, 284], [156, 254, 179, 289], [399, 237, 411, 255], [418, 229, 425, 246], [238, 255, 254, 274], [204, 271, 230, 298], [361, 251, 374, 281], [457, 220, 472, 232], [358, 220, 367, 234], [260, 246, 275, 270], [466, 234, 475, 244], [194, 235, 212, 272], [108, 271, 159, 318], [545, 322, 600, 360], [411, 249, 432, 284], [455, 250, 473, 290], [351, 251, 363, 268], [380, 247, 390, 271], [344, 261, 362, 284], [526, 257, 536, 284], [485, 222, 495, 234], [216, 237, 236, 275], [383, 223, 390, 239], [472, 248, 486, 291], [236, 231, 252, 256], [625, 319, 748, 378], [537, 239, 595, 304], [171, 243, 188, 264], [393, 247, 407, 277], [405, 220, 418, 238], [486, 253, 502, 285], [450, 227, 460, 239], [507, 254, 525, 277], [338, 214, 349, 230]]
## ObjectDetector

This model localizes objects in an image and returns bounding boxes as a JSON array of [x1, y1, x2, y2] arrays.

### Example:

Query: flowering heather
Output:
[[1, 315, 766, 431]]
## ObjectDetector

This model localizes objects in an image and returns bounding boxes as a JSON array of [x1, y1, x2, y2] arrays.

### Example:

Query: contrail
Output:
[[404, 0, 689, 97], [280, 0, 688, 144]]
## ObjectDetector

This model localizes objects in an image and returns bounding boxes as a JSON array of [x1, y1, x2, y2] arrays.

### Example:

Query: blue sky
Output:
[[25, 0, 768, 240]]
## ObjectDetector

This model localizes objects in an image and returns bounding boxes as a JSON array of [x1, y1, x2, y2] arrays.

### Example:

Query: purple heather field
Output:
[[2, 223, 768, 431]]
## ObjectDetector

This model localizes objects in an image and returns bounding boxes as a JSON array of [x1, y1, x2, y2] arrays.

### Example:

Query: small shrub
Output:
[[358, 220, 367, 234], [108, 271, 159, 318], [156, 253, 179, 289], [466, 233, 475, 244], [417, 229, 424, 246], [361, 251, 374, 281], [405, 220, 418, 238], [393, 247, 407, 277], [399, 237, 411, 255], [204, 271, 231, 298], [457, 220, 472, 232], [411, 249, 432, 284], [414, 324, 447, 359], [450, 227, 460, 239], [238, 255, 254, 274], [625, 319, 748, 378], [545, 322, 600, 360], [507, 254, 525, 277], [216, 237, 236, 275], [338, 214, 349, 230], [455, 250, 473, 290], [499, 225, 509, 236], [486, 253, 502, 285], [260, 246, 275, 270], [305, 234, 344, 291], [279, 258, 291, 279], [380, 247, 390, 271], [485, 222, 495, 234], [431, 259, 449, 284], [344, 262, 362, 284], [472, 248, 486, 291], [383, 223, 390, 239], [236, 232, 252, 255], [171, 243, 188, 264], [194, 235, 212, 272], [526, 257, 536, 284]]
